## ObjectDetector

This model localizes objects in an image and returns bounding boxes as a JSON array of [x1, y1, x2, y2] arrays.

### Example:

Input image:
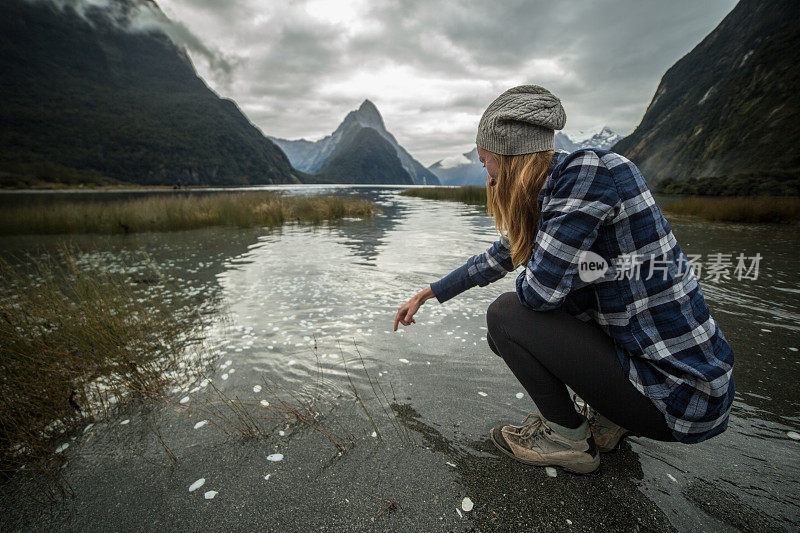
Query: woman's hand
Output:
[[394, 286, 435, 331]]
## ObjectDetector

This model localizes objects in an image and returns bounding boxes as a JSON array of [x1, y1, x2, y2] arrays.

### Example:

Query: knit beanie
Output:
[[476, 85, 566, 155]]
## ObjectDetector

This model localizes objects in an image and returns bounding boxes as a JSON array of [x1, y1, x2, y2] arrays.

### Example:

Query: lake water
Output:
[[1, 185, 798, 530]]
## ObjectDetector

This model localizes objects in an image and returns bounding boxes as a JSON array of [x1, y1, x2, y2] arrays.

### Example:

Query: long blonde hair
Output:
[[486, 150, 555, 268]]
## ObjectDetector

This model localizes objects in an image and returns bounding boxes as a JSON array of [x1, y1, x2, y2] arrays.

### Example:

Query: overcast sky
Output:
[[157, 0, 737, 166]]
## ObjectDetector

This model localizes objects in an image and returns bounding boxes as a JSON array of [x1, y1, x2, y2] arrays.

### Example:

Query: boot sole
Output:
[[490, 427, 600, 475]]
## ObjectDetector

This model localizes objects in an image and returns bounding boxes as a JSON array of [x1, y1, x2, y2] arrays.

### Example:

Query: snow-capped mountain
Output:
[[430, 127, 621, 186], [559, 126, 622, 150], [427, 148, 484, 186]]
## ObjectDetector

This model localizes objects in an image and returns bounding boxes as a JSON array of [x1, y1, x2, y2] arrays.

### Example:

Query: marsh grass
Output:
[[0, 191, 374, 235], [663, 196, 800, 223], [0, 245, 217, 481], [400, 186, 487, 206], [165, 336, 414, 455]]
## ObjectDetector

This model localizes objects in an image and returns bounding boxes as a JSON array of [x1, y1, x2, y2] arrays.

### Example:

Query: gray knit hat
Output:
[[476, 85, 566, 155]]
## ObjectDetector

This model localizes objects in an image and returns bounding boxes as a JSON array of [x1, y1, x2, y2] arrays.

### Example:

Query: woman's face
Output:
[[477, 146, 499, 187]]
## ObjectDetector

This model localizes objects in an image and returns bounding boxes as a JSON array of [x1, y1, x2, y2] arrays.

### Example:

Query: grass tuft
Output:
[[662, 196, 800, 224], [400, 186, 487, 206], [0, 245, 216, 478], [0, 191, 374, 235]]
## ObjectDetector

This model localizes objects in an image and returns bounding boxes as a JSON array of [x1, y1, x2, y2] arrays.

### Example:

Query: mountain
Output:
[[427, 148, 484, 186], [0, 0, 302, 187], [611, 0, 800, 185], [556, 127, 622, 152], [269, 100, 440, 185], [429, 127, 620, 186]]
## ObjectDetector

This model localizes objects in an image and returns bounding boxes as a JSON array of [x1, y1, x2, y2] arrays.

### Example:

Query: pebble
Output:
[[189, 478, 205, 492], [180, 396, 190, 404], [461, 497, 474, 512], [516, 392, 524, 399], [194, 420, 208, 429], [253, 385, 262, 393], [120, 419, 130, 425], [787, 431, 800, 440], [399, 358, 410, 364], [545, 467, 558, 478], [478, 391, 488, 397], [267, 453, 284, 462], [204, 490, 218, 499], [55, 443, 69, 453]]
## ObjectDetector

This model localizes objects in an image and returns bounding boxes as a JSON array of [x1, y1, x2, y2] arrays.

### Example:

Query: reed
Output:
[[0, 191, 374, 235], [0, 245, 216, 476], [663, 196, 800, 223], [400, 186, 487, 206]]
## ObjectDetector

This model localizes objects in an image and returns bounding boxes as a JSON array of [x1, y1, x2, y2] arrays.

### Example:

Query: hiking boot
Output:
[[489, 412, 600, 474], [572, 394, 630, 453]]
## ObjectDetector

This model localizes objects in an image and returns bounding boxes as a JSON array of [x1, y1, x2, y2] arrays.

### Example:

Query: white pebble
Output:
[[55, 443, 69, 453], [180, 396, 190, 404], [371, 431, 377, 438], [264, 474, 271, 480], [278, 430, 285, 436], [225, 360, 232, 366], [253, 385, 262, 393], [260, 400, 270, 407], [83, 423, 94, 433], [461, 497, 474, 512], [267, 453, 284, 462], [456, 509, 463, 518], [189, 478, 205, 492], [204, 490, 218, 499], [120, 419, 130, 425], [194, 420, 208, 429], [229, 368, 236, 374], [398, 358, 410, 364], [787, 431, 800, 440], [516, 392, 524, 399], [789, 347, 798, 352], [478, 391, 488, 397], [221, 373, 229, 380], [287, 360, 296, 366], [566, 519, 573, 525], [667, 473, 677, 482], [446, 461, 457, 468], [545, 467, 558, 478]]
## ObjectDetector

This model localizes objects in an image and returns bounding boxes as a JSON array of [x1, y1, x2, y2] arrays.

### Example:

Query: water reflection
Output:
[[1, 186, 798, 528]]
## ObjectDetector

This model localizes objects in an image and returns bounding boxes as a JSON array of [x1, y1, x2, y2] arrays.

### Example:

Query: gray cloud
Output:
[[148, 0, 739, 164], [31, 0, 239, 82]]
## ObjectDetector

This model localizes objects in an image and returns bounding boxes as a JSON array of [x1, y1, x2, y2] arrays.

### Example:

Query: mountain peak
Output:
[[351, 99, 384, 130]]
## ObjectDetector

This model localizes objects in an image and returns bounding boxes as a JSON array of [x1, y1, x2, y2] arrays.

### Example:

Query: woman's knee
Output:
[[486, 292, 520, 339]]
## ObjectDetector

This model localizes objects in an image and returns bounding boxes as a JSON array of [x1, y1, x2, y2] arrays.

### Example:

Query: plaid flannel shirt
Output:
[[430, 148, 735, 444]]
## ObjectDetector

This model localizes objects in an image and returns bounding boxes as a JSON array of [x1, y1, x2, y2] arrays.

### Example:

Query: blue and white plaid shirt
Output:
[[430, 148, 735, 444]]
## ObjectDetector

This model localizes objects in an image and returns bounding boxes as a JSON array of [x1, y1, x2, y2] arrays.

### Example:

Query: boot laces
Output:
[[518, 413, 545, 440]]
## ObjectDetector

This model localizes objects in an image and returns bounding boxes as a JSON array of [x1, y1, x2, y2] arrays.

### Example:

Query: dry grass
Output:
[[0, 246, 217, 479], [400, 186, 487, 206], [0, 191, 374, 235], [663, 196, 800, 223]]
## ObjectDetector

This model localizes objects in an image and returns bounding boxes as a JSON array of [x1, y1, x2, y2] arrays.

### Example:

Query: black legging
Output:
[[486, 292, 676, 441]]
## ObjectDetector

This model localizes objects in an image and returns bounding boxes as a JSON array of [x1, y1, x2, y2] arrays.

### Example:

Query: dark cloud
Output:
[[158, 0, 737, 165]]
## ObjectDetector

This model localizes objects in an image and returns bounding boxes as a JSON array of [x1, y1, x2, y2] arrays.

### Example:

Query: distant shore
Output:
[[401, 186, 800, 224]]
